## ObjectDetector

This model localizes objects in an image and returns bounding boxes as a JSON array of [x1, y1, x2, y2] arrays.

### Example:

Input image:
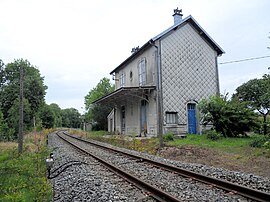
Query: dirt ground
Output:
[[159, 145, 270, 178]]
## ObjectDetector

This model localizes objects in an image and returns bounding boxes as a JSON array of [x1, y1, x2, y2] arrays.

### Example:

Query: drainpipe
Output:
[[149, 40, 163, 148]]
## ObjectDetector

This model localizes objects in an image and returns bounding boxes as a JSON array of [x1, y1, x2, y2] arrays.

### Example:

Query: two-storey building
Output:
[[94, 8, 224, 136]]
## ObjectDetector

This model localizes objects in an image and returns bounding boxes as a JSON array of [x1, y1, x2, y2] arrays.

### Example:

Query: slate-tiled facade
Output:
[[94, 9, 224, 136]]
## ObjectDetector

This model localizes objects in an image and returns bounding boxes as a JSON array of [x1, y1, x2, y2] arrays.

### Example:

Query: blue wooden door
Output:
[[187, 104, 197, 134]]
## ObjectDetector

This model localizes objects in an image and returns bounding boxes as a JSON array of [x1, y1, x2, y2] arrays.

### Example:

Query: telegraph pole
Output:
[[18, 66, 24, 154]]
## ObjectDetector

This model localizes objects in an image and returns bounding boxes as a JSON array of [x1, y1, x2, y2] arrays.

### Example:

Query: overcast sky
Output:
[[1, 0, 269, 113]]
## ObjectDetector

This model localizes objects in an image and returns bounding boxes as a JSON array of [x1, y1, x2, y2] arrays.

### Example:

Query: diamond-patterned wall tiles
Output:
[[161, 23, 218, 127]]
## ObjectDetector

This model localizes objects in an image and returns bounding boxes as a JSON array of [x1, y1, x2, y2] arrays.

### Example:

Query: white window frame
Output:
[[120, 71, 125, 87], [138, 58, 146, 86], [166, 112, 178, 124]]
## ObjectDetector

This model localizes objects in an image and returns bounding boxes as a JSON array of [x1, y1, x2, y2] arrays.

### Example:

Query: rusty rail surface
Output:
[[61, 131, 270, 202]]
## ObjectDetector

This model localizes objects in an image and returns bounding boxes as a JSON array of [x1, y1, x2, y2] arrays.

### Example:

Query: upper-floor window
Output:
[[166, 112, 178, 124], [120, 72, 125, 87], [138, 58, 146, 86]]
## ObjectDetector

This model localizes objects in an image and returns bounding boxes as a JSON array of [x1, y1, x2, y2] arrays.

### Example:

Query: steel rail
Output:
[[62, 131, 270, 202], [57, 132, 181, 202]]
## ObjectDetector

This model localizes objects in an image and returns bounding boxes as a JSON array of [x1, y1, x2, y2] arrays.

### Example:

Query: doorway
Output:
[[187, 103, 197, 134]]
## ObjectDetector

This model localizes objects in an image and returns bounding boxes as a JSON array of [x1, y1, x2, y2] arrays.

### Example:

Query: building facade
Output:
[[94, 9, 224, 136]]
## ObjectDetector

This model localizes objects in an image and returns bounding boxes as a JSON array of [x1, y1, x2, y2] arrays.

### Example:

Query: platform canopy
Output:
[[92, 86, 156, 105]]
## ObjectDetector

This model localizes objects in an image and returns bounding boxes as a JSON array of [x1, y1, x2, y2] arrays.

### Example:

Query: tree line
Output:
[[0, 59, 81, 141]]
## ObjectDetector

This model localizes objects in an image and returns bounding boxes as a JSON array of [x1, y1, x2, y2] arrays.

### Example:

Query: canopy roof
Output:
[[92, 86, 156, 105]]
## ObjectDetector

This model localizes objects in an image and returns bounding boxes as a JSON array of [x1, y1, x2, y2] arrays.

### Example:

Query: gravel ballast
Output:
[[57, 132, 270, 201], [48, 132, 156, 202]]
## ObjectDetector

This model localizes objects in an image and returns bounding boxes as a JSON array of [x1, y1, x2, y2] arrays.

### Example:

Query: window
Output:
[[138, 58, 146, 86], [166, 112, 178, 124], [130, 71, 133, 81], [120, 72, 125, 87]]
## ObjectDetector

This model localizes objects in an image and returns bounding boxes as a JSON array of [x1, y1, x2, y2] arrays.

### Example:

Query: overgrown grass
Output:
[[167, 134, 270, 156], [69, 129, 160, 154], [0, 129, 53, 201]]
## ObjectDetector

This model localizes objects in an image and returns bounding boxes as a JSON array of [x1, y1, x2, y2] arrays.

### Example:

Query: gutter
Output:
[[149, 40, 163, 147]]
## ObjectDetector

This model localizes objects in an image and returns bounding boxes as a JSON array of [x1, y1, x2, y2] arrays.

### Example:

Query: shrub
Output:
[[199, 95, 259, 137], [206, 130, 222, 141], [263, 141, 270, 150], [249, 136, 269, 148], [0, 146, 52, 201], [163, 133, 174, 142]]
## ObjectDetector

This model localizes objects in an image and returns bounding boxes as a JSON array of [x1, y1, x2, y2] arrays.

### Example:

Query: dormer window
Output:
[[138, 58, 146, 86], [120, 72, 125, 87]]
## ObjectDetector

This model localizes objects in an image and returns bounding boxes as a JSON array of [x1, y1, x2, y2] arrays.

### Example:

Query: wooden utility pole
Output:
[[18, 66, 24, 154]]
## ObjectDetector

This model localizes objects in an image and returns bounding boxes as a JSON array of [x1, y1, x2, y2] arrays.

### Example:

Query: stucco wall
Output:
[[114, 46, 157, 89], [114, 90, 157, 136]]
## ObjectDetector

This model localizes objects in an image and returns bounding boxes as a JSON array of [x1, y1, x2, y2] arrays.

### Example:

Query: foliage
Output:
[[163, 133, 174, 142], [90, 104, 112, 130], [61, 108, 81, 128], [198, 95, 259, 137], [6, 98, 32, 139], [0, 145, 52, 201], [0, 59, 47, 139], [0, 110, 10, 141], [233, 74, 270, 135], [84, 78, 115, 130], [39, 104, 55, 129], [205, 130, 222, 141], [49, 103, 62, 127], [249, 135, 270, 148]]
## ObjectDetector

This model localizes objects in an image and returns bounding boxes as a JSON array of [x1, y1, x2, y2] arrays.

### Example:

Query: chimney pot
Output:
[[173, 7, 183, 25]]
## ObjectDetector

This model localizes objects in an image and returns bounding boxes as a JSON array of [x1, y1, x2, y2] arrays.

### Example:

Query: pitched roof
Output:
[[110, 15, 224, 74]]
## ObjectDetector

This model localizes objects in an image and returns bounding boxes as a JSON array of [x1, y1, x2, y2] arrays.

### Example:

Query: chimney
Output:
[[131, 46, 140, 54], [173, 7, 183, 25]]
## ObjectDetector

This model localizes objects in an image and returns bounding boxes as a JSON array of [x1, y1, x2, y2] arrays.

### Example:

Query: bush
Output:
[[206, 130, 222, 141], [249, 136, 269, 148], [199, 95, 259, 137], [163, 133, 174, 142], [0, 146, 52, 201], [263, 141, 270, 150]]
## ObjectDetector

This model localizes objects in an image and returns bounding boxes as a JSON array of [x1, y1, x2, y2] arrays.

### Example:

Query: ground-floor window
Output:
[[166, 112, 178, 124]]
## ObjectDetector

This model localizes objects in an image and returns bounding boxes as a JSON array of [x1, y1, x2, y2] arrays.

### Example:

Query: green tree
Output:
[[6, 98, 32, 137], [39, 104, 55, 128], [0, 59, 47, 138], [233, 74, 270, 135], [61, 108, 81, 128], [0, 59, 4, 86], [0, 110, 9, 140], [49, 103, 62, 127], [199, 95, 258, 137], [84, 78, 114, 130]]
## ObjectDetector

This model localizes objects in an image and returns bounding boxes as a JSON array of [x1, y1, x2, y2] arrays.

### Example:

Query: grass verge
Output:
[[167, 134, 270, 156], [0, 130, 53, 202]]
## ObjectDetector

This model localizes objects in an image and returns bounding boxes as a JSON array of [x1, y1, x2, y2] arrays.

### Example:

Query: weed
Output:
[[0, 129, 53, 201], [163, 133, 174, 142]]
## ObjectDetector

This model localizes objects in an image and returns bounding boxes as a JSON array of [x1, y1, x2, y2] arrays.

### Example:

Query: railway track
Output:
[[56, 131, 270, 202], [50, 132, 157, 201]]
